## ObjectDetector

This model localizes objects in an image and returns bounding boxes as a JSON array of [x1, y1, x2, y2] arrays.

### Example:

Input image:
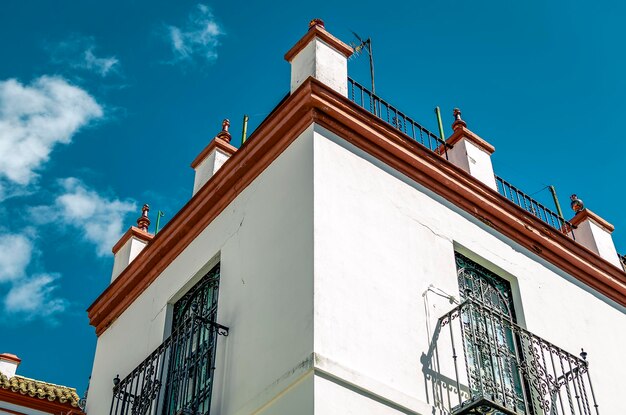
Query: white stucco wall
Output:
[[193, 148, 232, 195], [289, 38, 348, 96], [88, 121, 625, 415], [0, 361, 18, 379], [446, 138, 497, 190], [111, 237, 149, 282], [87, 125, 315, 415], [312, 125, 626, 414], [575, 219, 621, 268]]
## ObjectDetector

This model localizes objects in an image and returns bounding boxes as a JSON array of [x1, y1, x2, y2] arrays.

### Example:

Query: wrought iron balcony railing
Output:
[[110, 315, 228, 415], [347, 77, 450, 159], [436, 299, 599, 415], [495, 176, 576, 240]]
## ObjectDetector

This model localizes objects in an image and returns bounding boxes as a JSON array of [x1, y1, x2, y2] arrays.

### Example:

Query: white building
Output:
[[85, 19, 626, 415]]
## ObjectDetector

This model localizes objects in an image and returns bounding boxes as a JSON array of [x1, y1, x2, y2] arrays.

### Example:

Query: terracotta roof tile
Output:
[[0, 372, 81, 407]]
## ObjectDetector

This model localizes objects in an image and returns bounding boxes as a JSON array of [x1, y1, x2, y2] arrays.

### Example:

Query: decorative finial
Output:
[[309, 18, 325, 30], [136, 204, 150, 232], [216, 119, 231, 143], [453, 108, 462, 121], [580, 348, 588, 361], [570, 194, 584, 213], [452, 108, 467, 130]]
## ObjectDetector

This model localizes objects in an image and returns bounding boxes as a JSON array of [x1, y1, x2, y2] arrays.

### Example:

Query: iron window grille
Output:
[[110, 264, 228, 415], [435, 253, 599, 415]]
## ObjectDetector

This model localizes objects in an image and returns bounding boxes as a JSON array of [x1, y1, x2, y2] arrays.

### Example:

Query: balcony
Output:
[[110, 315, 228, 415], [435, 299, 599, 415]]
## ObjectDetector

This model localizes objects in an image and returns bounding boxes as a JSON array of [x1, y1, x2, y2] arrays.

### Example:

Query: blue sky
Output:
[[0, 0, 624, 396]]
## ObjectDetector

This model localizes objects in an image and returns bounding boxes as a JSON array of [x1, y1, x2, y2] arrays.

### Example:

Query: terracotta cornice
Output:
[[307, 83, 626, 301], [89, 77, 626, 337], [111, 226, 153, 255], [0, 353, 21, 365], [446, 125, 495, 155], [570, 209, 615, 232], [0, 388, 84, 414], [88, 81, 316, 335], [190, 137, 238, 169], [284, 25, 354, 62]]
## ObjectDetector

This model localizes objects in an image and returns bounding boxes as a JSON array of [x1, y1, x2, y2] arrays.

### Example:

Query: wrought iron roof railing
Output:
[[110, 315, 228, 415], [436, 299, 599, 415], [495, 175, 576, 240], [347, 77, 450, 159]]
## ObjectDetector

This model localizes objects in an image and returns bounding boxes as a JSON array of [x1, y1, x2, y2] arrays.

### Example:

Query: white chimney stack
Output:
[[569, 195, 622, 268], [284, 18, 354, 96], [0, 353, 21, 378], [191, 119, 237, 196], [111, 204, 153, 282], [445, 108, 498, 191]]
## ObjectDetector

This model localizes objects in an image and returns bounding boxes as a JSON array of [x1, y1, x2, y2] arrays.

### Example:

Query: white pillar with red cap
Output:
[[110, 204, 154, 282], [0, 353, 21, 378], [191, 119, 237, 196], [284, 19, 354, 96], [445, 108, 498, 190], [569, 195, 622, 268]]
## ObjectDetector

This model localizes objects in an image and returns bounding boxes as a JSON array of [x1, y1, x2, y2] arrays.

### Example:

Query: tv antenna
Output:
[[351, 31, 376, 95]]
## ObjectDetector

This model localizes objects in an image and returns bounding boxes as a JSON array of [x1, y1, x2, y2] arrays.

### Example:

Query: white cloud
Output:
[[34, 178, 136, 256], [0, 232, 67, 321], [167, 4, 224, 63], [50, 36, 120, 77], [83, 49, 120, 77], [0, 76, 103, 190], [0, 233, 32, 283], [4, 273, 67, 319]]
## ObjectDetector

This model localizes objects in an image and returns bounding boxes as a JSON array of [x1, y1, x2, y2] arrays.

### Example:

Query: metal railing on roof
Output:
[[436, 298, 599, 415], [495, 175, 576, 239], [347, 77, 450, 159]]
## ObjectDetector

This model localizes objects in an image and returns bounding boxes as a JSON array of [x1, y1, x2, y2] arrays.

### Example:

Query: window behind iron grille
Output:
[[455, 252, 528, 413], [164, 263, 221, 415]]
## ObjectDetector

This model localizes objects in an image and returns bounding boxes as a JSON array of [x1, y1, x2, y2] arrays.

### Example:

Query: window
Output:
[[435, 253, 600, 415], [164, 263, 222, 414], [110, 263, 227, 415], [455, 252, 527, 413]]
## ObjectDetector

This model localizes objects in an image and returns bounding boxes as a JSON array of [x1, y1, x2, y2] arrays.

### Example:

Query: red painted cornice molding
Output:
[[446, 125, 495, 155], [111, 226, 153, 255], [88, 77, 626, 336], [0, 353, 21, 365], [284, 24, 354, 62], [570, 209, 615, 233], [88, 81, 316, 335], [190, 137, 238, 169]]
